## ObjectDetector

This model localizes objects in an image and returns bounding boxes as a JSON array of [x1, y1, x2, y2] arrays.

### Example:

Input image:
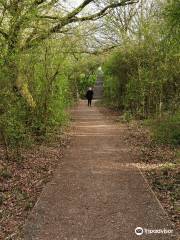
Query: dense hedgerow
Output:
[[103, 0, 180, 145]]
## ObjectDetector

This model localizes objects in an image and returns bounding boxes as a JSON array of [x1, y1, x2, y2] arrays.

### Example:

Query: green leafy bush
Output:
[[103, 0, 179, 124], [0, 90, 32, 148], [151, 112, 180, 145], [0, 41, 75, 152]]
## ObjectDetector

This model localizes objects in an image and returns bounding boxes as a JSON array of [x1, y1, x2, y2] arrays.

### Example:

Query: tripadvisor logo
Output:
[[135, 227, 144, 236]]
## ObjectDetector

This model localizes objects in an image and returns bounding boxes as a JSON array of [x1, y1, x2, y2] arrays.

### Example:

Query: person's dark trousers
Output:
[[88, 99, 92, 106]]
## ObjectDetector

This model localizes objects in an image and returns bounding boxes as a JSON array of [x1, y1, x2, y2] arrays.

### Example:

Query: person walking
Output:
[[86, 87, 94, 107]]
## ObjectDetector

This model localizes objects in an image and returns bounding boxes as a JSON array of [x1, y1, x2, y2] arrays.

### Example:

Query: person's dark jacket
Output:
[[86, 90, 94, 100]]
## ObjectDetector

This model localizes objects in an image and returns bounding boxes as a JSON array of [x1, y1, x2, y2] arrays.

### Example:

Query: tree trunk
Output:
[[6, 42, 36, 109], [16, 70, 36, 108]]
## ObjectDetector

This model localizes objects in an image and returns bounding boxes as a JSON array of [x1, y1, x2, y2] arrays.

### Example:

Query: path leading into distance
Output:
[[24, 100, 176, 240]]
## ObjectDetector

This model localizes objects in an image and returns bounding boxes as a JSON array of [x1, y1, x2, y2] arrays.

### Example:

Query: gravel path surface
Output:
[[24, 101, 176, 240]]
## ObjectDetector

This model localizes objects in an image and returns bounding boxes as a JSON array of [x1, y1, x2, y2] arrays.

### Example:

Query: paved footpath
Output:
[[24, 101, 177, 240]]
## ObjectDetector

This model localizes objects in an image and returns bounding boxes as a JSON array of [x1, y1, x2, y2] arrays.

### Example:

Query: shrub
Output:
[[151, 112, 180, 145]]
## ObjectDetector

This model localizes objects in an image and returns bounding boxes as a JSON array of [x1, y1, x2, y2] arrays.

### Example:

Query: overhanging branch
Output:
[[23, 0, 139, 49], [72, 0, 138, 22]]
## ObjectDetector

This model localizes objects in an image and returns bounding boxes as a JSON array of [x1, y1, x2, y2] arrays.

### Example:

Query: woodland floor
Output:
[[0, 131, 71, 240], [0, 100, 179, 240]]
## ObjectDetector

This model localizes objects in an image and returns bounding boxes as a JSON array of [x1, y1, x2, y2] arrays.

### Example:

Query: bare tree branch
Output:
[[71, 0, 138, 22], [23, 0, 138, 49]]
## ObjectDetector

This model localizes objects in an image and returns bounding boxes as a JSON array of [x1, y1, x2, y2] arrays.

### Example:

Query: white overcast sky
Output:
[[61, 0, 97, 13], [62, 0, 85, 10]]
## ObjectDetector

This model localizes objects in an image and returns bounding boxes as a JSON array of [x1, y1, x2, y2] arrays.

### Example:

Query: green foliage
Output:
[[165, 0, 180, 30], [73, 56, 100, 98], [0, 40, 76, 151], [0, 89, 32, 148], [151, 112, 180, 145], [78, 74, 96, 98], [0, 0, 179, 152], [26, 43, 74, 137], [103, 7, 179, 119], [102, 0, 180, 145]]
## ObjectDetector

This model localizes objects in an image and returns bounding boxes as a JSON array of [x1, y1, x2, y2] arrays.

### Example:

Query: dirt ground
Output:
[[23, 100, 178, 240], [0, 130, 70, 240]]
